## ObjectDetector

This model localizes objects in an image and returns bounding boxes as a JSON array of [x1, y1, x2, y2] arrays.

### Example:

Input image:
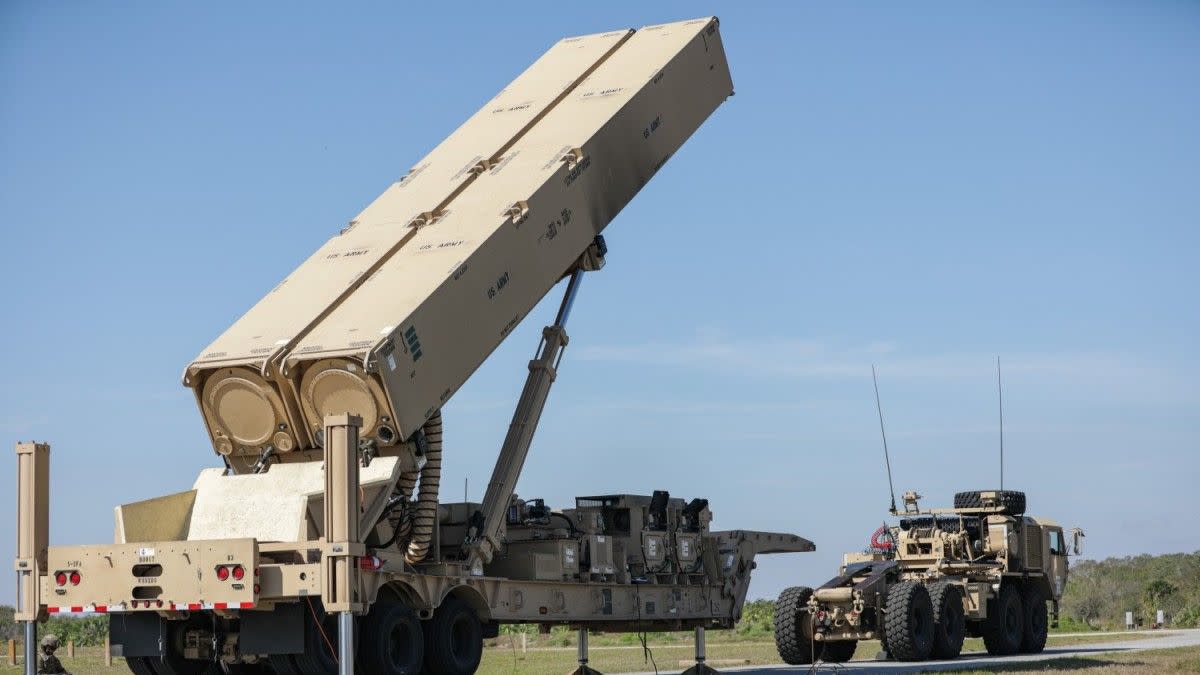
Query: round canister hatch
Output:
[[303, 364, 380, 435], [204, 372, 279, 447]]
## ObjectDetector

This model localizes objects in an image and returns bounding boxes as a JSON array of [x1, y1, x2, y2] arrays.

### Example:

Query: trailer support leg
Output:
[[23, 622, 34, 675], [337, 612, 354, 675], [681, 626, 719, 674], [14, 442, 49, 675], [570, 628, 603, 675], [321, 416, 364, 675]]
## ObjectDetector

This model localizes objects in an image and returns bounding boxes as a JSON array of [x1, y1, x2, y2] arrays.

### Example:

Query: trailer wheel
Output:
[[360, 602, 424, 674], [929, 581, 965, 659], [1020, 586, 1049, 653], [220, 664, 272, 674], [125, 657, 158, 675], [265, 654, 302, 675], [292, 602, 346, 675], [884, 581, 934, 661], [981, 583, 1024, 655], [422, 596, 483, 675], [773, 586, 822, 664], [953, 490, 1026, 515], [821, 640, 857, 663]]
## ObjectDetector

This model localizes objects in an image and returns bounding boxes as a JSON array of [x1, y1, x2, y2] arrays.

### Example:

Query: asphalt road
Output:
[[627, 629, 1200, 674]]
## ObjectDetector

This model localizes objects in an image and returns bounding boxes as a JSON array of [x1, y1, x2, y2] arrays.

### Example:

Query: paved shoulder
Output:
[[624, 629, 1200, 675]]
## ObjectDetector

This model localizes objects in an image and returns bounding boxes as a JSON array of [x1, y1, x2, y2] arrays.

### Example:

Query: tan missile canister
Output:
[[185, 28, 634, 458], [283, 18, 732, 443], [185, 17, 732, 460]]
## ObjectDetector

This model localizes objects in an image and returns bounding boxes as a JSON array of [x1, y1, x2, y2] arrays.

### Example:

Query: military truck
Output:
[[12, 17, 817, 675], [773, 490, 1084, 664]]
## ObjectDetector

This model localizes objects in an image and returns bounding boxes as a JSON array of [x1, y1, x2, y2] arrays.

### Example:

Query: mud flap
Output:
[[241, 602, 305, 655], [108, 612, 161, 658]]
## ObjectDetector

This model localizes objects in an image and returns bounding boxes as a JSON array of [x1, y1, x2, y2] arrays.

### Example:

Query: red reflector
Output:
[[70, 606, 83, 613], [231, 565, 245, 581], [187, 603, 202, 611], [96, 605, 107, 613], [69, 571, 81, 586], [216, 566, 230, 581], [358, 556, 383, 571], [213, 602, 228, 610], [55, 572, 67, 587], [239, 602, 255, 609], [47, 607, 59, 614]]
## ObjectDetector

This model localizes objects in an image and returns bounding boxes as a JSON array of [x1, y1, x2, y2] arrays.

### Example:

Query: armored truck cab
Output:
[[774, 490, 1084, 665]]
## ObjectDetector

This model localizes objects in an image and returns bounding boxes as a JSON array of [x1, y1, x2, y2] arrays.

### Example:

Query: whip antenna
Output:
[[997, 356, 1004, 491], [872, 365, 897, 513]]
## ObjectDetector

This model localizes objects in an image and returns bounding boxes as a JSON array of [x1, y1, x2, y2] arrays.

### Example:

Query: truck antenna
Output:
[[997, 356, 1004, 491], [872, 365, 897, 513]]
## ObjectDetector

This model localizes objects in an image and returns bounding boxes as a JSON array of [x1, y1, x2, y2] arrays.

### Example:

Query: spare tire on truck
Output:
[[953, 490, 1026, 515]]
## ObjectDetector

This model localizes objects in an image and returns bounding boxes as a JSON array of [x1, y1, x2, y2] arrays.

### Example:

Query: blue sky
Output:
[[1, 2, 1197, 606]]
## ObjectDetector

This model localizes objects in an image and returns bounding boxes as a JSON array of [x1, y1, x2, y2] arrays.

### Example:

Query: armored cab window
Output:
[[1048, 529, 1065, 556]]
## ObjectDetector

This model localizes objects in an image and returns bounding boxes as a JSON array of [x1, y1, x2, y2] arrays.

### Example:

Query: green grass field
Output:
[[0, 631, 1157, 675]]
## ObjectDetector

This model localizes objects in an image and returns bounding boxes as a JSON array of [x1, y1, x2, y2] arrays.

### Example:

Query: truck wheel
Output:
[[929, 581, 965, 659], [884, 581, 934, 661], [126, 657, 159, 675], [220, 664, 271, 674], [422, 596, 482, 675], [773, 586, 822, 664], [359, 602, 424, 674], [953, 490, 1026, 515], [265, 654, 302, 675], [821, 640, 857, 663], [292, 605, 342, 674], [1020, 586, 1049, 653], [981, 583, 1024, 655]]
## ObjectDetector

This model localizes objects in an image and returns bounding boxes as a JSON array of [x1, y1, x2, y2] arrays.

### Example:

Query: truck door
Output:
[[1046, 528, 1068, 599]]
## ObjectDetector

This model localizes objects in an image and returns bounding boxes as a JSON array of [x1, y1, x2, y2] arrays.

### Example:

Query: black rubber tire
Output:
[[421, 596, 483, 675], [1021, 585, 1049, 653], [292, 608, 340, 675], [954, 490, 1026, 515], [266, 654, 302, 675], [821, 640, 857, 663], [220, 664, 272, 674], [359, 602, 424, 674], [126, 657, 159, 675], [884, 581, 934, 661], [929, 581, 966, 659], [773, 586, 822, 665], [981, 583, 1024, 655]]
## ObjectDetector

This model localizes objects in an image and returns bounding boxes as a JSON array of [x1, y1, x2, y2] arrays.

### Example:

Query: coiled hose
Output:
[[404, 411, 442, 563]]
